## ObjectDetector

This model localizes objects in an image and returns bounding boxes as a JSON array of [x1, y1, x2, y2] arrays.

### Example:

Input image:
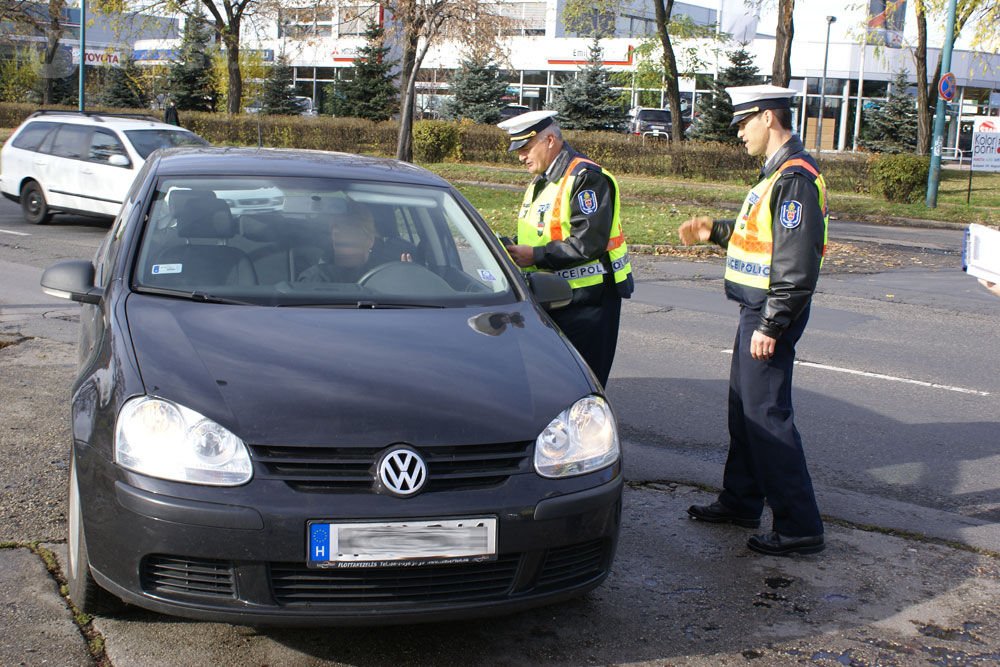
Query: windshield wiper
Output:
[[136, 286, 256, 305]]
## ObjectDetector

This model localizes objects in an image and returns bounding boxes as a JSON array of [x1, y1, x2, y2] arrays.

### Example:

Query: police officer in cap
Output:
[[678, 85, 828, 556], [498, 110, 634, 386]]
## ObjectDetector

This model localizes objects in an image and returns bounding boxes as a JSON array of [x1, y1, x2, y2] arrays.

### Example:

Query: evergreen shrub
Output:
[[413, 120, 462, 162], [867, 153, 930, 202]]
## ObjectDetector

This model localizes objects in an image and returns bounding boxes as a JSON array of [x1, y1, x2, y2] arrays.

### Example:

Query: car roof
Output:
[[150, 146, 454, 187], [22, 111, 191, 133]]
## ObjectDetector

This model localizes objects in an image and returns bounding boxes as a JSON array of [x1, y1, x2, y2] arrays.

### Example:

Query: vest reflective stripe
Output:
[[517, 156, 632, 290], [724, 158, 829, 290]]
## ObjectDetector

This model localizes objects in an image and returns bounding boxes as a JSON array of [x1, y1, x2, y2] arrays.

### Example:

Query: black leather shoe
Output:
[[747, 531, 825, 556], [687, 501, 761, 528]]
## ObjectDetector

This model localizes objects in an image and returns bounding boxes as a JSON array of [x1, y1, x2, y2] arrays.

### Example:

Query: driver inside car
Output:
[[298, 199, 412, 283]]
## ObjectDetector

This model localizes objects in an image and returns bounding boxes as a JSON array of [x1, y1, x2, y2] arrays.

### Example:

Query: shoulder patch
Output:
[[577, 189, 599, 214], [779, 200, 803, 229]]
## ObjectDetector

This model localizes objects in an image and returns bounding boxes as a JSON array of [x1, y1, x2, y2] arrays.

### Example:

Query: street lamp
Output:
[[816, 15, 837, 152]]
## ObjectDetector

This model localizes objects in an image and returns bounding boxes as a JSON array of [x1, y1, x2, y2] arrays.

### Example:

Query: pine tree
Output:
[[440, 56, 509, 124], [689, 47, 762, 143], [99, 56, 146, 109], [859, 69, 918, 154], [260, 54, 301, 115], [331, 21, 398, 121], [168, 12, 217, 112], [550, 37, 628, 132]]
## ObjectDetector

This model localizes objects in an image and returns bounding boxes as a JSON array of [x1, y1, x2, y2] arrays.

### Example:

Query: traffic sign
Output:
[[939, 72, 956, 101]]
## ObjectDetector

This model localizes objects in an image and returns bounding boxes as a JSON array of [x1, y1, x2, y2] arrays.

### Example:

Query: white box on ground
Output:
[[964, 223, 1000, 283]]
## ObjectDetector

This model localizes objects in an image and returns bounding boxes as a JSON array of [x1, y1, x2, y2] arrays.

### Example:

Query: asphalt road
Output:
[[2, 199, 1000, 665]]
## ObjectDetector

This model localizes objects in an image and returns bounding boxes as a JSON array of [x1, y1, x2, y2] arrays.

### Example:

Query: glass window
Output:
[[11, 121, 59, 151], [522, 70, 546, 85], [49, 124, 90, 159], [123, 129, 208, 159], [88, 129, 129, 165], [134, 176, 515, 308]]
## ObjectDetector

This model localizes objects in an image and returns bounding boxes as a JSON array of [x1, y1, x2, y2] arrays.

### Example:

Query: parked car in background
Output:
[[498, 104, 531, 121], [0, 111, 207, 224], [41, 146, 624, 626], [628, 108, 674, 139]]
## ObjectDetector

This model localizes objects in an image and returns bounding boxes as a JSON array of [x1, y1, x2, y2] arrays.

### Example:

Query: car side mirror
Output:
[[108, 154, 130, 167], [527, 272, 572, 311], [40, 260, 103, 304]]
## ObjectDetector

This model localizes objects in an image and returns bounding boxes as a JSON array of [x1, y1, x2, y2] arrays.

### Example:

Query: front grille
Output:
[[250, 441, 533, 492], [140, 555, 235, 599], [535, 539, 607, 591], [270, 555, 520, 605]]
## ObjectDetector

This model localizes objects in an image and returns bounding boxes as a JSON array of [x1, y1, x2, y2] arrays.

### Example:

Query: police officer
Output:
[[678, 85, 827, 556], [497, 110, 634, 386]]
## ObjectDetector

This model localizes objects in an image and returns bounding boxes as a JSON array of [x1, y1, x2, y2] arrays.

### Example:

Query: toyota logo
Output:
[[377, 448, 427, 496]]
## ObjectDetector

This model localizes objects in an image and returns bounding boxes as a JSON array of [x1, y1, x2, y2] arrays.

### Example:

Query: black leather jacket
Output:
[[709, 136, 826, 338]]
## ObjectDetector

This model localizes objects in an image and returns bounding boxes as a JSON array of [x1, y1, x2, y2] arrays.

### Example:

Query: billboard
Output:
[[971, 116, 1000, 173], [867, 0, 907, 48]]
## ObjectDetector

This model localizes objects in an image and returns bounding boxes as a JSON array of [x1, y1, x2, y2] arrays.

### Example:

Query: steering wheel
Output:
[[358, 261, 453, 295]]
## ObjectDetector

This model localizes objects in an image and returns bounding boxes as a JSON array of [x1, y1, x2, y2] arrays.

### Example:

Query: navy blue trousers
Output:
[[718, 305, 823, 537], [549, 287, 622, 387]]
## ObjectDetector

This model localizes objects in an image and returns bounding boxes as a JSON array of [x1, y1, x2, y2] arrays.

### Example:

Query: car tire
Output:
[[20, 181, 52, 225], [67, 456, 123, 615]]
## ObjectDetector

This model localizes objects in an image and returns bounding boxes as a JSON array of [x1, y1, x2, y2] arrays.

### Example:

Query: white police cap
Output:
[[497, 110, 558, 151], [726, 84, 798, 126]]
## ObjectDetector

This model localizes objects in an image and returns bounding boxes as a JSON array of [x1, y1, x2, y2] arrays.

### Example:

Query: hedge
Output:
[[0, 102, 871, 192]]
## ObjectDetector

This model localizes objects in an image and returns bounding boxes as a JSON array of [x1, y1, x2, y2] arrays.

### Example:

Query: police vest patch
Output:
[[577, 190, 598, 214], [779, 200, 802, 229]]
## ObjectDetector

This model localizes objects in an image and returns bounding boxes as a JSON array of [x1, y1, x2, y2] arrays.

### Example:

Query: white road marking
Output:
[[0, 229, 30, 236], [721, 350, 990, 396]]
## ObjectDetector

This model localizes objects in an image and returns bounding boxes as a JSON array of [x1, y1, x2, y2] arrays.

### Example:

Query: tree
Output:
[[860, 69, 917, 154], [689, 47, 762, 143], [383, 0, 509, 161], [168, 10, 216, 111], [331, 20, 398, 121], [440, 56, 508, 124], [772, 0, 794, 86], [0, 0, 75, 104], [550, 37, 628, 132], [259, 54, 299, 115], [98, 56, 146, 109]]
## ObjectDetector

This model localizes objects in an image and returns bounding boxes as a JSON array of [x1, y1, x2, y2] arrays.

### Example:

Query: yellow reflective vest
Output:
[[725, 158, 829, 290], [516, 156, 632, 292]]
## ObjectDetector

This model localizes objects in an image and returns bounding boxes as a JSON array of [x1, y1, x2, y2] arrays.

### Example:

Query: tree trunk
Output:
[[772, 0, 795, 87], [914, 8, 931, 155], [395, 26, 422, 162], [653, 0, 684, 142], [225, 25, 242, 114], [44, 0, 65, 105]]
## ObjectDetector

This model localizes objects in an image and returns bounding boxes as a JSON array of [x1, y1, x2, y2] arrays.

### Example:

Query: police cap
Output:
[[497, 110, 558, 152], [726, 84, 799, 126]]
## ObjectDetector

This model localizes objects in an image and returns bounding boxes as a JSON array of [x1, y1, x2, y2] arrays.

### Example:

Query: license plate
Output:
[[307, 518, 497, 568]]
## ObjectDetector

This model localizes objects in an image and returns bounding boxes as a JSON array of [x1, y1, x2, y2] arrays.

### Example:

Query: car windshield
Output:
[[133, 176, 515, 308], [124, 129, 209, 158], [637, 110, 671, 123]]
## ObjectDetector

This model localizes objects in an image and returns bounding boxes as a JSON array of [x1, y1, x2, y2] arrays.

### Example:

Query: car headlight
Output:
[[115, 396, 252, 486], [534, 396, 619, 478]]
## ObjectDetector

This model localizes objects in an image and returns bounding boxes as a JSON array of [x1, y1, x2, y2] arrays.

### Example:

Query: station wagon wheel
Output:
[[67, 456, 123, 615], [20, 181, 52, 225]]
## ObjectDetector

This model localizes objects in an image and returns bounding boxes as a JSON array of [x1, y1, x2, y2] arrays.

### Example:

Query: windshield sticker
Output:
[[477, 268, 497, 282], [151, 263, 183, 275]]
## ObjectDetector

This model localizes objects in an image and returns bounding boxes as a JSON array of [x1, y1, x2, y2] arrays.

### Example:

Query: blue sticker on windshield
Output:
[[779, 200, 802, 229], [577, 190, 598, 214], [151, 263, 183, 275], [478, 268, 497, 282]]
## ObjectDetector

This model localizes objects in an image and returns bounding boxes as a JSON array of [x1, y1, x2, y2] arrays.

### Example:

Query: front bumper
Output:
[[81, 449, 623, 626]]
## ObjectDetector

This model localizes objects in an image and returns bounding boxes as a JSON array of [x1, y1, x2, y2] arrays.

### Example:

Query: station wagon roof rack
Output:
[[27, 110, 162, 123]]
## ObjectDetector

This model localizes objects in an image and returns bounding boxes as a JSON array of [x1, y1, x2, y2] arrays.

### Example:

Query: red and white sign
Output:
[[72, 48, 122, 67], [971, 116, 1000, 173]]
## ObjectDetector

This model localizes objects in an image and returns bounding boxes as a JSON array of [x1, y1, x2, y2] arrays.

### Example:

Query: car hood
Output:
[[124, 294, 594, 446]]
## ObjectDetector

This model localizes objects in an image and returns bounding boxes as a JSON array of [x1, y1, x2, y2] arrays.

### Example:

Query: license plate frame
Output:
[[306, 517, 497, 568]]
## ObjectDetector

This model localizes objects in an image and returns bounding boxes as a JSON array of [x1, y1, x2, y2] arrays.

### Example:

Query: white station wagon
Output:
[[0, 110, 207, 224]]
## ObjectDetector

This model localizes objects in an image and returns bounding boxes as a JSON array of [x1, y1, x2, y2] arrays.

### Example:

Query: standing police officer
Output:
[[498, 110, 634, 386], [678, 85, 828, 556]]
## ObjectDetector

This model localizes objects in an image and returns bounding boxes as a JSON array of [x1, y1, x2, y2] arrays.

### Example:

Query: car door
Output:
[[41, 124, 91, 211], [79, 129, 135, 217]]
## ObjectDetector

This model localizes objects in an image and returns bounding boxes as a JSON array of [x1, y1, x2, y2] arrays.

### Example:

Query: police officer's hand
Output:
[[750, 330, 776, 361], [678, 216, 713, 245], [506, 244, 535, 268]]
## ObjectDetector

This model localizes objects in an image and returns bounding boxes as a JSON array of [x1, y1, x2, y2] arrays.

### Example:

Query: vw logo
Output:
[[377, 448, 427, 496]]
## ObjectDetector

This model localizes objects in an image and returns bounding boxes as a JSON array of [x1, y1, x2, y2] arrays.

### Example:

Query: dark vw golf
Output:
[[41, 147, 623, 625]]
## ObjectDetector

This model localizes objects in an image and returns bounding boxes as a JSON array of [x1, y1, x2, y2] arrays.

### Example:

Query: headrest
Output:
[[174, 192, 236, 240]]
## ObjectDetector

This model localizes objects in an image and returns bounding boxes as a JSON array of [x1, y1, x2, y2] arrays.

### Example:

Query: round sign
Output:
[[939, 72, 956, 101]]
